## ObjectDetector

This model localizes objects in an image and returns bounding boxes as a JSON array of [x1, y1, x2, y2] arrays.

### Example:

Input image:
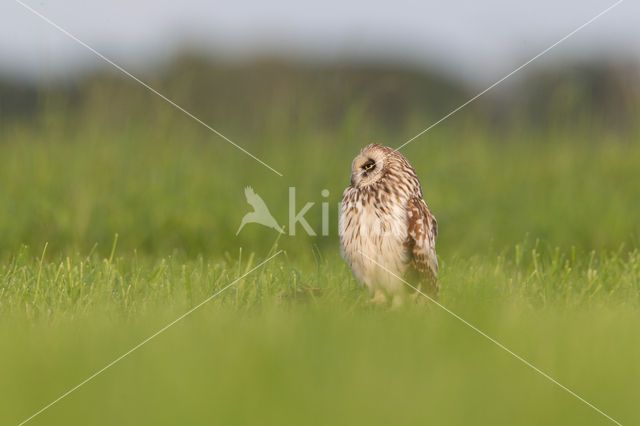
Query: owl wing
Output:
[[405, 196, 439, 297]]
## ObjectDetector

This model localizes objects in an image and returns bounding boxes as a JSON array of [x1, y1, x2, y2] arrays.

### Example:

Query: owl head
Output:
[[350, 143, 393, 188]]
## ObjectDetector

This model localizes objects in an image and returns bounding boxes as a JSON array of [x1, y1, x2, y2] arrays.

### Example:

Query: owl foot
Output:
[[369, 289, 389, 305], [391, 294, 404, 309]]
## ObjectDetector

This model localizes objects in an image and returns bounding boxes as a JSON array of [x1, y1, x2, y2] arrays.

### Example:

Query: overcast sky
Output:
[[1, 0, 638, 85]]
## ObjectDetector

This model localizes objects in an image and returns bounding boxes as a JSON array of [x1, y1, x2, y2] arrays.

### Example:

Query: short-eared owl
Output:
[[339, 144, 438, 305]]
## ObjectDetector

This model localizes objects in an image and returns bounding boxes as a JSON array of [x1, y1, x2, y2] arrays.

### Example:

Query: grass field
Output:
[[1, 70, 640, 425]]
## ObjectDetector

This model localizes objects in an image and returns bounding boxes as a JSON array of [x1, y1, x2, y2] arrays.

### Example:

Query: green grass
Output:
[[1, 80, 640, 424], [1, 244, 639, 425]]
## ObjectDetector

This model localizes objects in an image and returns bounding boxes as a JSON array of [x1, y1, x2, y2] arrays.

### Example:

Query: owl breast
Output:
[[339, 186, 411, 294]]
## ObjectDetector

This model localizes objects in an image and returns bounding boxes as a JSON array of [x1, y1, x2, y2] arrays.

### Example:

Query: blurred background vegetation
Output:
[[1, 53, 638, 262]]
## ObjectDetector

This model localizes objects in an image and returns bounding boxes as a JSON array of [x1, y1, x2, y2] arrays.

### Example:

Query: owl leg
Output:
[[370, 288, 388, 305], [391, 293, 404, 309]]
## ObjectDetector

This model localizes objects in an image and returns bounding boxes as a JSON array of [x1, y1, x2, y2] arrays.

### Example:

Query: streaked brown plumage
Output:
[[339, 144, 438, 305]]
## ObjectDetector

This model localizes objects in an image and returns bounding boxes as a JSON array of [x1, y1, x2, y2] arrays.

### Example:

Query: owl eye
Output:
[[362, 160, 376, 171]]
